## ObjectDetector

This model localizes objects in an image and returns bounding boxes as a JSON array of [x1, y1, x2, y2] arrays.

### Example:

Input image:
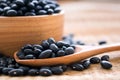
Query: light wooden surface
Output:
[[0, 1, 120, 80]]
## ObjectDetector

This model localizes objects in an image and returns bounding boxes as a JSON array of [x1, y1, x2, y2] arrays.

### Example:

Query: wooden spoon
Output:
[[14, 43, 120, 67]]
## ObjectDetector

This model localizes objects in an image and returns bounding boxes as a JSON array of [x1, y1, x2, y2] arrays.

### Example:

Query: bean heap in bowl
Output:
[[0, 0, 61, 16]]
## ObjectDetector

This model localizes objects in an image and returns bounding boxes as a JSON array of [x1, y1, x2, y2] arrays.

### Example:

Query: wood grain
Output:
[[0, 1, 120, 80], [0, 12, 64, 57]]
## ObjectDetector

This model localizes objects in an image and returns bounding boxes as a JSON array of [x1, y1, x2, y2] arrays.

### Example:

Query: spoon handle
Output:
[[76, 43, 120, 60]]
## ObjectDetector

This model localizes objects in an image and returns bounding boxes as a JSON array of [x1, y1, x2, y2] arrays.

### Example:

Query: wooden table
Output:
[[1, 1, 120, 80]]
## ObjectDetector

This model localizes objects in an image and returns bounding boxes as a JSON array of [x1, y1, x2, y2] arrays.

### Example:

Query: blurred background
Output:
[[57, 0, 120, 43]]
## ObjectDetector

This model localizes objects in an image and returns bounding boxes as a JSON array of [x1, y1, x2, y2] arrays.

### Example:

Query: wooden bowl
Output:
[[0, 12, 64, 57]]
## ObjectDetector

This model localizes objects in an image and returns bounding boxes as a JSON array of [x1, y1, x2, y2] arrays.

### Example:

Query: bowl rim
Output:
[[0, 11, 64, 19]]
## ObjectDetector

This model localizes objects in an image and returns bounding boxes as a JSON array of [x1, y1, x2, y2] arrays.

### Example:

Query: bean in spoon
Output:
[[14, 43, 120, 67]]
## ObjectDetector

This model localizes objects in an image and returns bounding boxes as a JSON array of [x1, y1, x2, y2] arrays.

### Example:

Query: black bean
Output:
[[0, 0, 7, 3], [47, 38, 56, 44], [70, 63, 84, 71], [98, 40, 107, 45], [38, 49, 52, 59], [0, 67, 3, 74], [24, 0, 32, 4], [56, 50, 65, 57], [82, 60, 91, 69], [39, 69, 52, 76], [34, 49, 42, 57], [38, 0, 47, 6], [101, 55, 109, 61], [23, 49, 34, 55], [76, 41, 85, 45], [41, 40, 49, 49], [9, 69, 23, 76], [64, 42, 71, 47], [54, 7, 61, 13], [7, 58, 16, 64], [0, 58, 7, 67], [49, 4, 56, 9], [62, 36, 68, 40], [100, 61, 112, 69], [68, 33, 74, 38], [32, 0, 38, 5], [29, 9, 35, 13], [47, 0, 56, 4], [61, 46, 67, 50], [3, 6, 11, 13], [0, 0, 61, 16], [33, 44, 44, 50], [17, 51, 24, 56], [47, 8, 54, 14], [59, 65, 67, 72], [11, 58, 16, 64], [0, 8, 4, 14], [21, 44, 33, 51], [0, 3, 8, 8], [55, 3, 60, 7], [25, 12, 36, 16], [56, 41, 66, 48], [15, 63, 20, 68], [35, 5, 42, 11], [2, 68, 14, 75], [66, 39, 74, 45], [28, 69, 39, 76], [49, 44, 59, 53], [27, 2, 35, 9], [18, 54, 25, 59], [8, 64, 15, 68], [63, 41, 71, 47], [79, 42, 85, 45], [71, 45, 76, 49], [65, 47, 75, 55], [11, 4, 18, 10], [19, 66, 30, 75], [15, 0, 25, 6], [25, 54, 35, 59], [20, 7, 27, 13], [6, 9, 17, 16], [37, 10, 47, 15], [51, 52, 56, 58], [51, 66, 63, 75], [6, 1, 11, 4], [44, 5, 50, 10], [17, 10, 23, 16], [76, 41, 81, 45], [90, 57, 100, 64]]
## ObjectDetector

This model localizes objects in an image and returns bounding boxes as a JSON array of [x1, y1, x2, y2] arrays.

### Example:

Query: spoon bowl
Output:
[[14, 43, 120, 66]]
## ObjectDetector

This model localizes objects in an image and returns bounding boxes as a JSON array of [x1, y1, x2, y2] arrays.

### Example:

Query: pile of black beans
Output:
[[0, 54, 68, 76], [69, 55, 112, 71], [0, 34, 112, 76], [0, 0, 61, 16], [17, 38, 75, 59]]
